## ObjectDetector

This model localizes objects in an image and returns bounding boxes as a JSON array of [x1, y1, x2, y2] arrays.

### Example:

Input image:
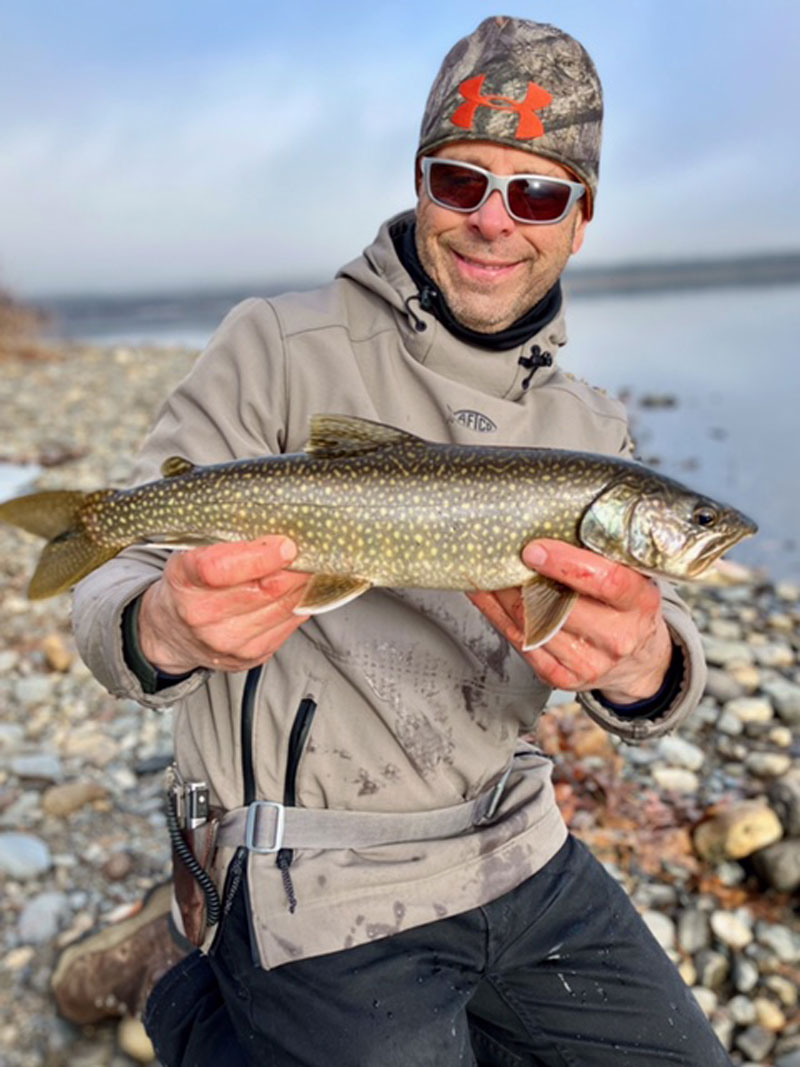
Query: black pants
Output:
[[144, 834, 732, 1066]]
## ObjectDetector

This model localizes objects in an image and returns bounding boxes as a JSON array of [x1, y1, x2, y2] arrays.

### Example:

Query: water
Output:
[[564, 285, 798, 580], [23, 282, 800, 581]]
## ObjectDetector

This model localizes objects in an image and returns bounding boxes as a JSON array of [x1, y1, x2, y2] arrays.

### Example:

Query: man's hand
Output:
[[138, 537, 311, 675], [468, 539, 673, 704]]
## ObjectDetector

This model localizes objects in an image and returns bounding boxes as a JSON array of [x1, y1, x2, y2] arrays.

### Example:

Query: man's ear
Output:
[[571, 208, 590, 255]]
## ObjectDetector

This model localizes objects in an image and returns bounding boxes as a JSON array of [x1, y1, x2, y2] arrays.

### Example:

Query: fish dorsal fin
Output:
[[161, 456, 196, 478], [305, 415, 422, 458], [520, 575, 578, 651]]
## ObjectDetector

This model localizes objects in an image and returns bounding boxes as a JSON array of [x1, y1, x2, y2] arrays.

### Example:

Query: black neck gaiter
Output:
[[392, 217, 562, 352]]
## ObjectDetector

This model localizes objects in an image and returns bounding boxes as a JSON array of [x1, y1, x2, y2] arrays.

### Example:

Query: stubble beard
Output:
[[415, 223, 576, 334]]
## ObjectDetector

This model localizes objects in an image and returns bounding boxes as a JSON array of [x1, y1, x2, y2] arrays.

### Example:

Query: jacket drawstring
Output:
[[403, 293, 429, 333]]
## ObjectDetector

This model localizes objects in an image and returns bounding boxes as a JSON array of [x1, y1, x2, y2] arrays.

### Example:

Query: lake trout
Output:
[[0, 414, 757, 649]]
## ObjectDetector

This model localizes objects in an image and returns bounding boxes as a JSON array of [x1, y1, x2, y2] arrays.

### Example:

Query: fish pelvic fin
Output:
[[520, 575, 578, 651], [0, 489, 120, 599], [294, 573, 373, 615]]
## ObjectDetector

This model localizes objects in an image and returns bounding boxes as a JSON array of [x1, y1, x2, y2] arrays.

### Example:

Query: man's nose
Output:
[[469, 190, 516, 240]]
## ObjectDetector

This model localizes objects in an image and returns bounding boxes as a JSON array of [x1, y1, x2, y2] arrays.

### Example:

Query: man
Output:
[[56, 16, 732, 1065]]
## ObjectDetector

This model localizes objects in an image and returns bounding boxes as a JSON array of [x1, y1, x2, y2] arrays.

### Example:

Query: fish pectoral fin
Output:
[[520, 575, 578, 651], [294, 574, 373, 615]]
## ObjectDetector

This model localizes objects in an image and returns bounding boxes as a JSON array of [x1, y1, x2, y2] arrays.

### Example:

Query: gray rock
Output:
[[725, 696, 774, 723], [731, 955, 760, 994], [640, 910, 676, 950], [0, 649, 20, 672], [13, 676, 55, 707], [709, 910, 753, 949], [762, 677, 800, 724], [744, 751, 792, 777], [753, 839, 800, 892], [678, 909, 710, 954], [727, 994, 757, 1025], [716, 861, 746, 886], [694, 948, 729, 990], [716, 710, 744, 736], [702, 637, 755, 667], [736, 1025, 776, 1062], [633, 883, 678, 909], [0, 832, 52, 878], [755, 920, 800, 963], [780, 1041, 800, 1067], [10, 754, 64, 782], [652, 766, 699, 793], [710, 1009, 734, 1050], [753, 641, 795, 668], [18, 891, 71, 944], [769, 768, 800, 835], [703, 667, 744, 703], [656, 735, 705, 771], [691, 986, 718, 1016], [708, 618, 743, 640], [0, 723, 25, 750]]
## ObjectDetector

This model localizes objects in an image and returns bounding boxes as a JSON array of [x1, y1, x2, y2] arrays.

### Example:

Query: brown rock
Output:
[[693, 800, 783, 862], [102, 851, 134, 881], [41, 633, 73, 672], [42, 781, 108, 817]]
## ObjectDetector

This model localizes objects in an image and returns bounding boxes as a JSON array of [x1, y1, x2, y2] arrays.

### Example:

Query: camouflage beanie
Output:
[[418, 16, 603, 217]]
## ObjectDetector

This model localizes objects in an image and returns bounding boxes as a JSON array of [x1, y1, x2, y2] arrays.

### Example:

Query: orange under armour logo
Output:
[[450, 74, 552, 139]]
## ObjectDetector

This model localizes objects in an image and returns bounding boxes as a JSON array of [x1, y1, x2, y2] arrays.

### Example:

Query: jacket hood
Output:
[[336, 210, 567, 401]]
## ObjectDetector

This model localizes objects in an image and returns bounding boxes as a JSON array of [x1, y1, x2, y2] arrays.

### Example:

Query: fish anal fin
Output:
[[161, 456, 196, 478], [520, 575, 578, 651], [294, 573, 372, 615], [305, 415, 422, 458]]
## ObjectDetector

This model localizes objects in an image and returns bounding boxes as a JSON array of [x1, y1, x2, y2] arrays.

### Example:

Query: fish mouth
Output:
[[686, 525, 757, 580]]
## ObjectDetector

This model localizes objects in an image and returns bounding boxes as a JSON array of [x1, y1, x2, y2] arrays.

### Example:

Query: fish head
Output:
[[578, 470, 758, 580]]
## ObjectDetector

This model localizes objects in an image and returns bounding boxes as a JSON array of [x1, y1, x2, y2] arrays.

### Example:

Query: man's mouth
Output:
[[450, 249, 522, 281]]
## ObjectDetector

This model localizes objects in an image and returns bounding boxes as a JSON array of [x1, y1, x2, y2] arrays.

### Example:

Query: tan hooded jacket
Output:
[[73, 212, 706, 969]]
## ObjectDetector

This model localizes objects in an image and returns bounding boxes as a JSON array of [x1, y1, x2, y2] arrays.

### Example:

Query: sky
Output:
[[1, 0, 798, 296]]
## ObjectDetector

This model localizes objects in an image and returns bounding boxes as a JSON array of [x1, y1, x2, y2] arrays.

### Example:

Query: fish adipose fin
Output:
[[520, 575, 578, 651], [294, 573, 373, 615], [0, 490, 119, 599], [161, 456, 196, 478], [305, 414, 422, 458]]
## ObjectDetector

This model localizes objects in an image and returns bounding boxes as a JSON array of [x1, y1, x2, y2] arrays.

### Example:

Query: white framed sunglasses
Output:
[[421, 157, 585, 225]]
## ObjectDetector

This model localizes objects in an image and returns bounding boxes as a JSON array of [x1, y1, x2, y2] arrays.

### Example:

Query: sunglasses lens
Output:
[[427, 161, 488, 211], [508, 178, 571, 222]]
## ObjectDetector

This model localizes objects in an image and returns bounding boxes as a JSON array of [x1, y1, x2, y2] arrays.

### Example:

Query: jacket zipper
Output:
[[240, 665, 263, 805], [276, 696, 317, 913], [212, 664, 264, 951]]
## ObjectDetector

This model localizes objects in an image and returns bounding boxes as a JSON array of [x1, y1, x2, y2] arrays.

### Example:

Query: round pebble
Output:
[[710, 910, 753, 949], [0, 832, 52, 878]]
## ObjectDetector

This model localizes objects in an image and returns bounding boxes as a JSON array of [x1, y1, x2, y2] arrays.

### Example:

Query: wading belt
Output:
[[216, 764, 513, 855]]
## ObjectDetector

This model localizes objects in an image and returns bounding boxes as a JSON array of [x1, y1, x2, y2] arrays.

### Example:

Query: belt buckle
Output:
[[245, 800, 286, 854], [481, 765, 512, 823]]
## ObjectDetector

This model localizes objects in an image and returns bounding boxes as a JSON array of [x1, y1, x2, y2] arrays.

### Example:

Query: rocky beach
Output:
[[0, 343, 798, 1066]]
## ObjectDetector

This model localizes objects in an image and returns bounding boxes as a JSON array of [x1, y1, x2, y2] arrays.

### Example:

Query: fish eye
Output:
[[692, 504, 719, 528]]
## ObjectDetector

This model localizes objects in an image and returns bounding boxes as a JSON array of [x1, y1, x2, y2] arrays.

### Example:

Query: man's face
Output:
[[415, 141, 589, 333]]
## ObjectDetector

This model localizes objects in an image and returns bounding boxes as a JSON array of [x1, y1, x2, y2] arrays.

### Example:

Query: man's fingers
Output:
[[522, 539, 655, 611], [176, 537, 297, 590]]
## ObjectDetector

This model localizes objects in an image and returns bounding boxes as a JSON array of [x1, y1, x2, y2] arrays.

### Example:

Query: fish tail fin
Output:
[[0, 489, 120, 599]]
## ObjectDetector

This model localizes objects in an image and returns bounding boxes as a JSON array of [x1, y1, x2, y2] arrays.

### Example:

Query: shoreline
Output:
[[0, 343, 798, 1066]]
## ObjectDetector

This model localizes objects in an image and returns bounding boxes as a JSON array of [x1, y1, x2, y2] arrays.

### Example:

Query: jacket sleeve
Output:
[[71, 298, 287, 709], [574, 427, 708, 742], [575, 581, 707, 742]]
